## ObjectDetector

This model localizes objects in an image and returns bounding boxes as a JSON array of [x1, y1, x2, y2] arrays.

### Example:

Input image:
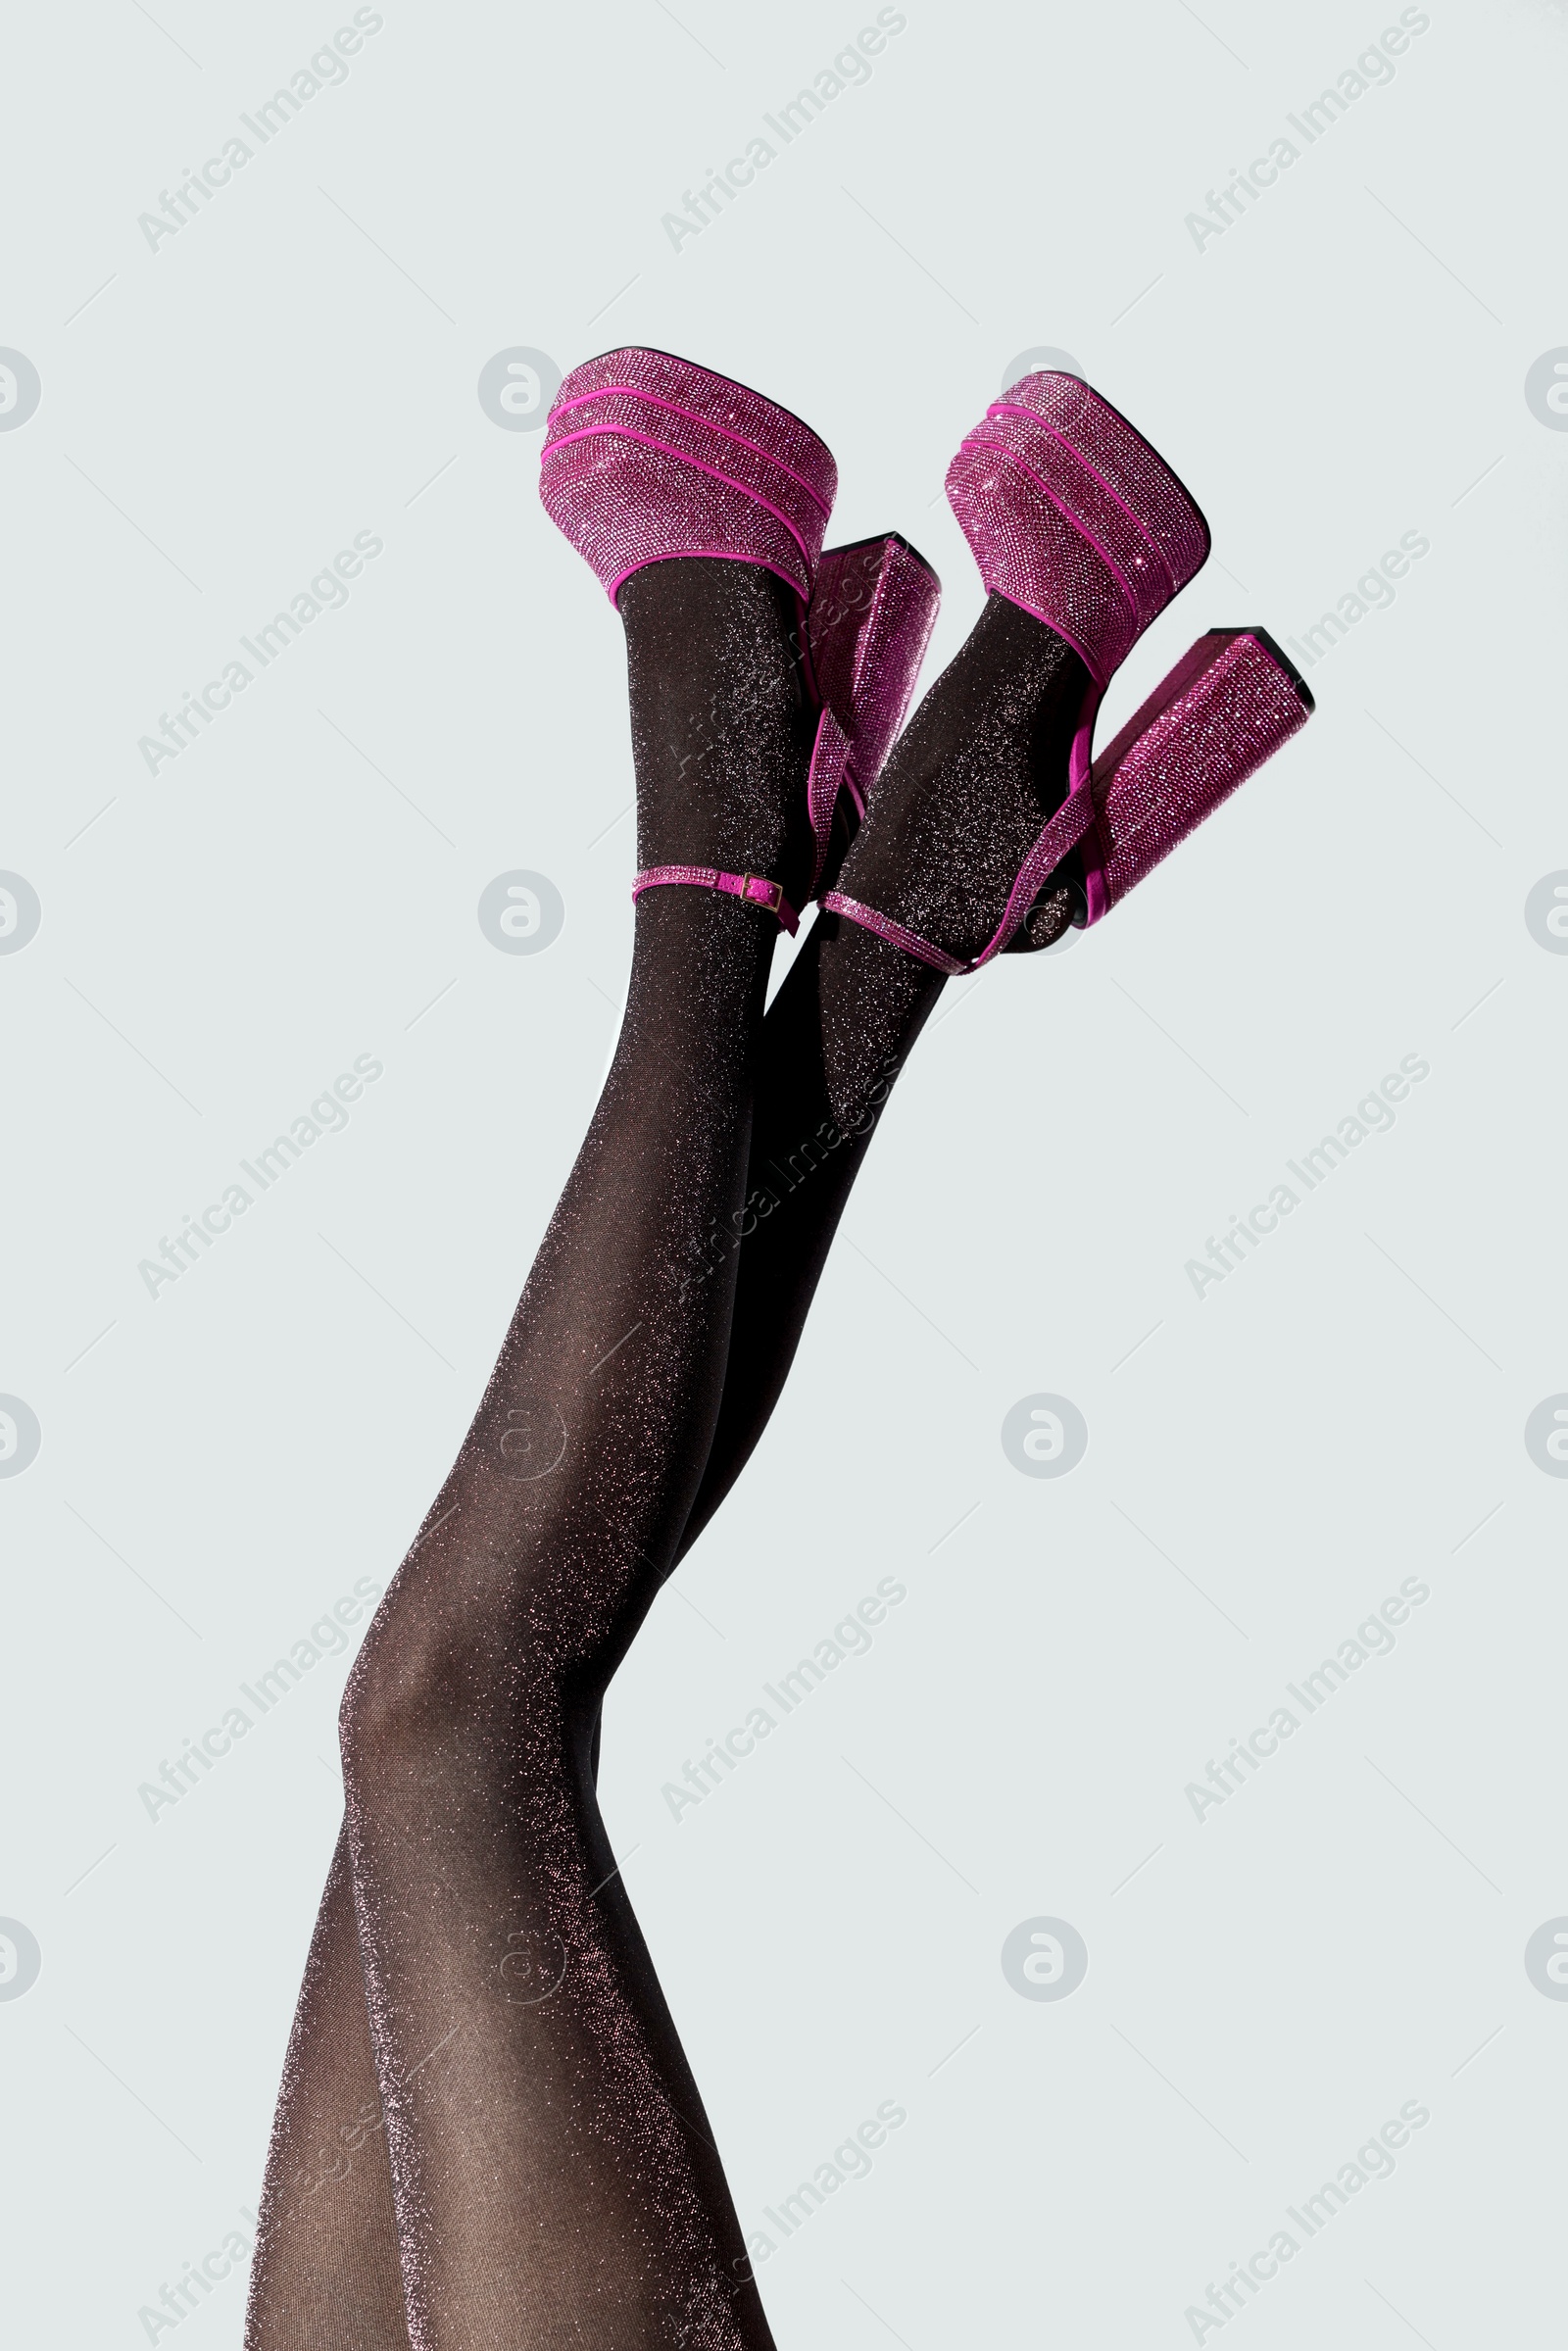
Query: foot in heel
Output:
[[826, 372, 1311, 972]]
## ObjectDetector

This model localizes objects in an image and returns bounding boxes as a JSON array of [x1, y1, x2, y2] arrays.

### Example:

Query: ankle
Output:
[[620, 559, 816, 898], [834, 597, 1088, 964]]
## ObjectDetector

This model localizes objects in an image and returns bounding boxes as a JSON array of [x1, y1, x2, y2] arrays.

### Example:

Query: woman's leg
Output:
[[334, 554, 815, 2351], [245, 1832, 410, 2349], [681, 597, 1087, 1543], [246, 590, 1085, 2351]]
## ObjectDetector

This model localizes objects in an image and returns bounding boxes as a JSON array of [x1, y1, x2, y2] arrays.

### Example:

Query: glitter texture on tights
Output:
[[246, 543, 1097, 2351]]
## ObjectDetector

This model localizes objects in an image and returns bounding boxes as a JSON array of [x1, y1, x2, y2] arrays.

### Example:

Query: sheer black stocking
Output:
[[244, 1829, 411, 2349], [245, 589, 1083, 2351], [679, 600, 1088, 1541]]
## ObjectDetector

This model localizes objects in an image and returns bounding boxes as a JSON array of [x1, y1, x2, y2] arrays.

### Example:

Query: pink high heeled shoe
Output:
[[539, 349, 939, 934], [821, 372, 1311, 971]]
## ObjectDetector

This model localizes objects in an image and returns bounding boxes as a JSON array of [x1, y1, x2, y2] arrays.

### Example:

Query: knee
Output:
[[337, 1571, 490, 1785]]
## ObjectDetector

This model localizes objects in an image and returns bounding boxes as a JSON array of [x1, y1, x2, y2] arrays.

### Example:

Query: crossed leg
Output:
[[244, 582, 1085, 2351]]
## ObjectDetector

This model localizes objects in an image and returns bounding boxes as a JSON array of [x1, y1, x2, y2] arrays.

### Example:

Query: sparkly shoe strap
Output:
[[820, 774, 1099, 976], [631, 863, 800, 937], [815, 892, 969, 975]]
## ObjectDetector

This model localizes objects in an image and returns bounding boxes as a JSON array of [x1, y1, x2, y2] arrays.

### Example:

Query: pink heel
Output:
[[805, 533, 941, 895], [822, 372, 1311, 969], [1076, 626, 1312, 925]]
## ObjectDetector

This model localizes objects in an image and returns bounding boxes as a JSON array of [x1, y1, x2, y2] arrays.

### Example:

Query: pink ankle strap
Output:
[[815, 892, 969, 976], [820, 775, 1099, 976], [631, 863, 800, 936], [823, 628, 1312, 972]]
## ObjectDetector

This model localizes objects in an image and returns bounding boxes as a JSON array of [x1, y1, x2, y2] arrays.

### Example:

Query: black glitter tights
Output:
[[243, 573, 1084, 2351]]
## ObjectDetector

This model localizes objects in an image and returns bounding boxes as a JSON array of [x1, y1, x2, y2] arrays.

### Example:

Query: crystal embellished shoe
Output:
[[821, 372, 1311, 971]]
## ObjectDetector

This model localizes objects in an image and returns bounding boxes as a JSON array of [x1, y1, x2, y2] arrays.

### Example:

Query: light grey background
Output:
[[3, 0, 1563, 2343]]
